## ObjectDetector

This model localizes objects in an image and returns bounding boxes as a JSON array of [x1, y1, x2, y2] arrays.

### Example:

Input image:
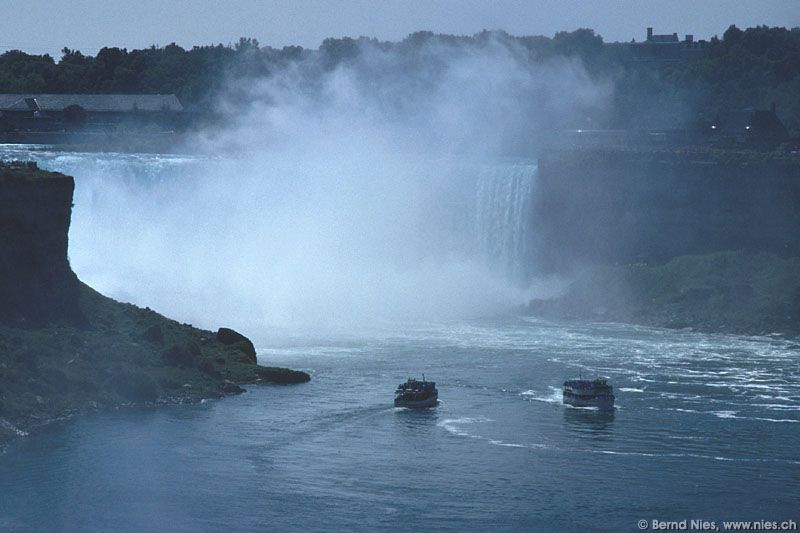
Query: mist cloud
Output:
[[68, 34, 608, 334]]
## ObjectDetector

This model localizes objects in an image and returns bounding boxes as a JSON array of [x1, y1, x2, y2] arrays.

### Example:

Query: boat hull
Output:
[[394, 396, 438, 408], [563, 392, 615, 410]]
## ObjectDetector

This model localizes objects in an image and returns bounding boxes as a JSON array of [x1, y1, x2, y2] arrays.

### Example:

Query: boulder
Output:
[[254, 366, 311, 384], [220, 380, 245, 394], [215, 327, 257, 364]]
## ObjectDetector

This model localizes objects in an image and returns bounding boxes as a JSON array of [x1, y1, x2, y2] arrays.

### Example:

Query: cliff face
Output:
[[0, 162, 309, 445], [534, 150, 800, 272], [528, 251, 800, 335], [0, 163, 81, 323], [528, 149, 800, 335]]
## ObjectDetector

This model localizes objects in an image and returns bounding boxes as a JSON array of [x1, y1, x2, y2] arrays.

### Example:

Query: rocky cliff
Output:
[[534, 149, 800, 272], [0, 162, 309, 445], [528, 149, 800, 335], [0, 163, 81, 323], [529, 251, 800, 335]]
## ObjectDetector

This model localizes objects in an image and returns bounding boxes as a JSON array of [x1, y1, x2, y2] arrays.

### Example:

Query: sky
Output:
[[0, 0, 798, 57]]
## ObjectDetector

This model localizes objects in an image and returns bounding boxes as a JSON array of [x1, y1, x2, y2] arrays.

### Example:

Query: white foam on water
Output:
[[752, 416, 800, 424], [750, 403, 800, 411], [586, 449, 800, 464], [745, 416, 799, 423], [488, 440, 527, 448], [258, 346, 367, 358], [736, 383, 783, 390], [714, 412, 799, 423], [438, 418, 551, 450], [0, 419, 28, 437], [520, 386, 562, 405], [437, 417, 493, 437], [754, 394, 793, 401], [655, 392, 703, 400], [648, 407, 702, 414]]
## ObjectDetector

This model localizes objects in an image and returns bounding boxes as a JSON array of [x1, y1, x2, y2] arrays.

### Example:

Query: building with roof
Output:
[[628, 27, 709, 62], [0, 94, 184, 133]]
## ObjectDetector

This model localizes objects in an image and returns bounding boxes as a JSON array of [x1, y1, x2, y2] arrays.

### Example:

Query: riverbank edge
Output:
[[527, 250, 800, 338], [0, 162, 309, 448], [0, 283, 311, 449]]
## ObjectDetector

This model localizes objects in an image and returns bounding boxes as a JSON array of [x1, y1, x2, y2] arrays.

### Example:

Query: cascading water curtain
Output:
[[474, 162, 537, 284]]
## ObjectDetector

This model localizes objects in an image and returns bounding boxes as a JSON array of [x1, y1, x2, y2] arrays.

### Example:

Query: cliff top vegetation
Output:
[[0, 161, 66, 181], [0, 25, 798, 133]]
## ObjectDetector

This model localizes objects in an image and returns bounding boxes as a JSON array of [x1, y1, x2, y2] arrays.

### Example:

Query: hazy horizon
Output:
[[1, 0, 798, 58]]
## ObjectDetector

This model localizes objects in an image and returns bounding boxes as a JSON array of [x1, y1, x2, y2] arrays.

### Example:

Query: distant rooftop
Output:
[[646, 27, 679, 43], [625, 27, 708, 62], [0, 94, 183, 112]]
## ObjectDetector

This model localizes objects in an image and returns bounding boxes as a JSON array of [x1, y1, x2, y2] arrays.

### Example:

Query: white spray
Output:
[[61, 34, 609, 332]]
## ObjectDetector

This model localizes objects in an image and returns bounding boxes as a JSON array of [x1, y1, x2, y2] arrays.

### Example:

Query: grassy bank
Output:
[[0, 283, 309, 445], [528, 251, 800, 336]]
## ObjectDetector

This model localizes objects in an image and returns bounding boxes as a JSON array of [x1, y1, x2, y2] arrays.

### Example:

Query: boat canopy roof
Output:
[[396, 378, 436, 391], [563, 378, 612, 388]]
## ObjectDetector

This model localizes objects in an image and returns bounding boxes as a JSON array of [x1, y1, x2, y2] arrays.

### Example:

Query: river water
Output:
[[1, 147, 798, 531], [1, 318, 798, 532]]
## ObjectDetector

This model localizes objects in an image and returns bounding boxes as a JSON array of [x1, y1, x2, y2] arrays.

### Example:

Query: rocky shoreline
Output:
[[528, 251, 800, 338], [0, 162, 309, 447], [0, 282, 310, 448]]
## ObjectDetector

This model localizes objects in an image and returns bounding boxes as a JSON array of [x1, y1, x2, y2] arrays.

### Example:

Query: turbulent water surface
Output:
[[1, 146, 798, 531], [1, 317, 798, 531]]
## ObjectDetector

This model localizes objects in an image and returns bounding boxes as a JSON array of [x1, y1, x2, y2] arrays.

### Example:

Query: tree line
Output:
[[0, 26, 797, 132]]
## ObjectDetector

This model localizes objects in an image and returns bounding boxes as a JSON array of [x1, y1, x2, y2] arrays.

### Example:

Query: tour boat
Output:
[[394, 377, 438, 408], [563, 377, 615, 410]]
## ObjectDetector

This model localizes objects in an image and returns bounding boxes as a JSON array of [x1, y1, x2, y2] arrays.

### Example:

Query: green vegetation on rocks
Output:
[[0, 162, 309, 446], [528, 251, 800, 336], [0, 282, 310, 445]]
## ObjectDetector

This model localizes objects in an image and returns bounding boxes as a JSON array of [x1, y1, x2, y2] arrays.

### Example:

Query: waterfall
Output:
[[473, 162, 537, 282], [12, 148, 541, 326]]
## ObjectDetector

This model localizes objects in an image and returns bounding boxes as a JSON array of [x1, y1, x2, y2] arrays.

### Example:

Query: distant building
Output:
[[646, 27, 679, 43], [0, 94, 183, 132], [711, 104, 790, 145], [628, 27, 708, 62]]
